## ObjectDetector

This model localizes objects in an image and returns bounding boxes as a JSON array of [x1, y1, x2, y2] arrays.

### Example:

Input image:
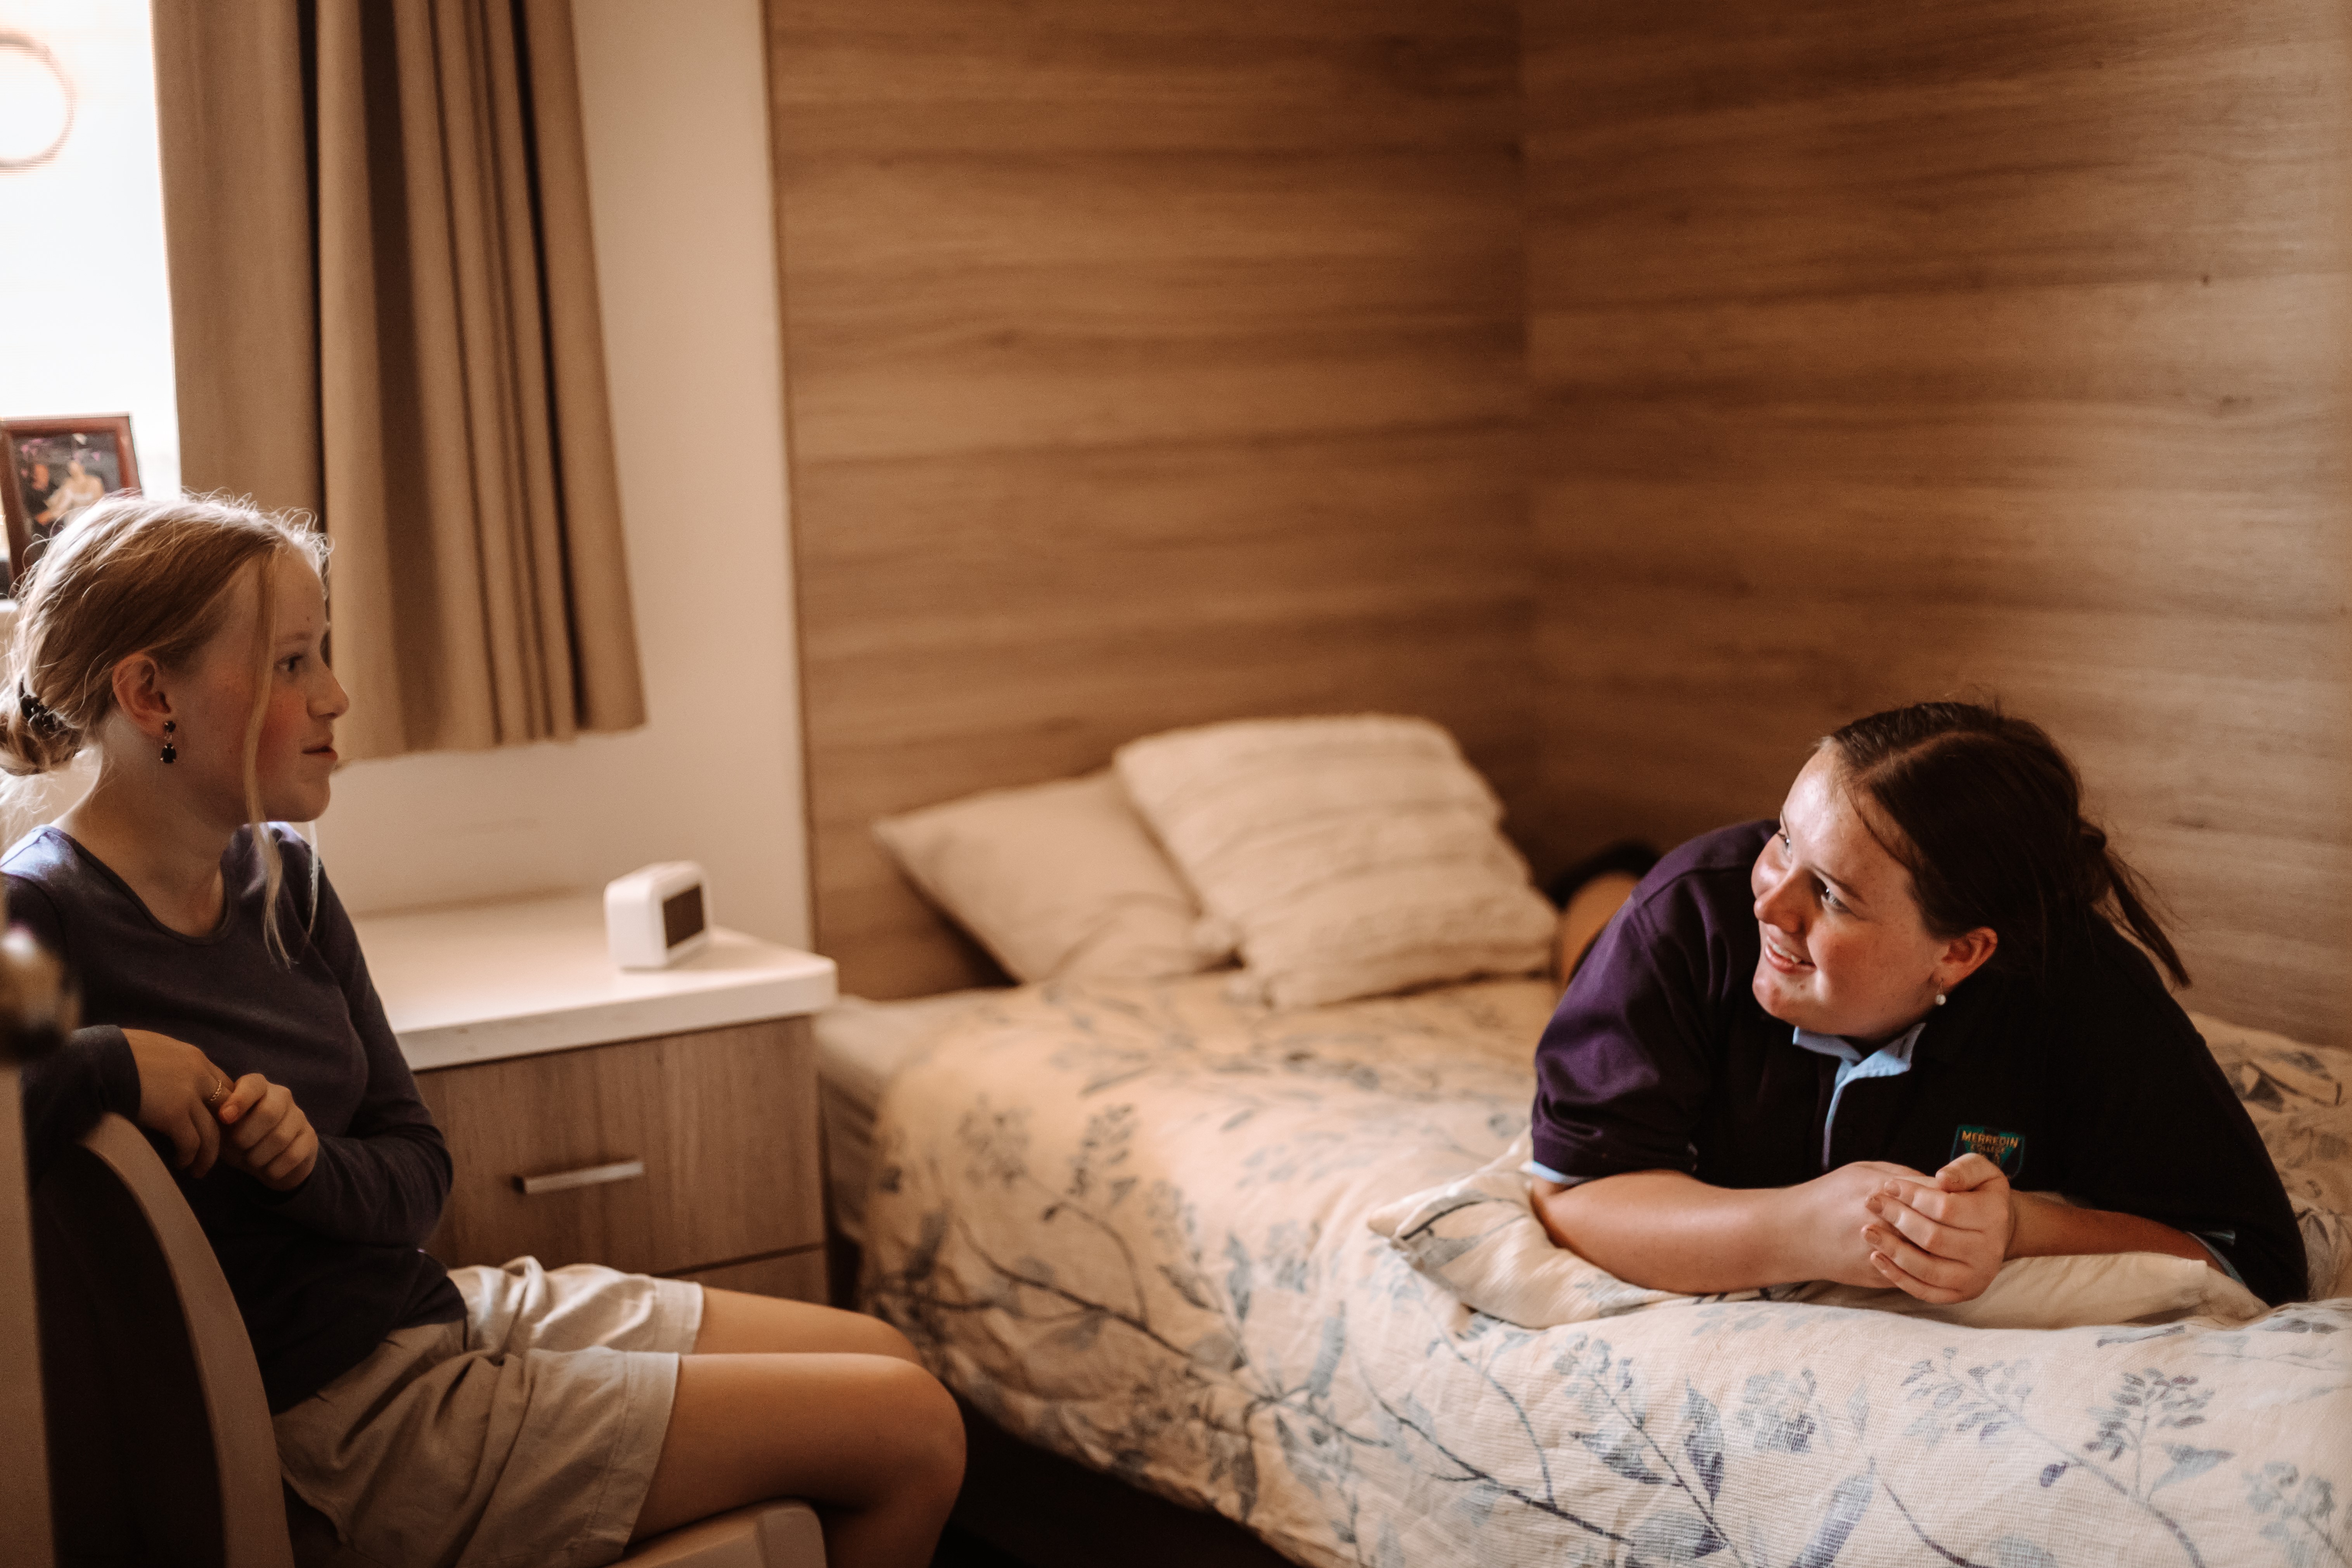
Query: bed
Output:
[[827, 971, 2352, 1568], [814, 988, 995, 1262], [762, 0, 2352, 1547]]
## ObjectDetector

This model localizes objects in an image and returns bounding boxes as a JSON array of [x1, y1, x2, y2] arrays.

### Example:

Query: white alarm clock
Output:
[[604, 862, 711, 970]]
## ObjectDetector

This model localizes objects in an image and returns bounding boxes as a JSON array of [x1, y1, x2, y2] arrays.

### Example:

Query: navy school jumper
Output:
[[1529, 821, 2306, 1307]]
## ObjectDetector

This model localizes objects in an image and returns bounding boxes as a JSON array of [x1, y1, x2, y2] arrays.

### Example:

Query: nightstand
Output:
[[354, 895, 838, 1300]]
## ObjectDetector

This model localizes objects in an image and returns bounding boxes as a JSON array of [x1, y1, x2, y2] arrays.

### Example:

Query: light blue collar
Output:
[[1790, 1019, 1928, 1170]]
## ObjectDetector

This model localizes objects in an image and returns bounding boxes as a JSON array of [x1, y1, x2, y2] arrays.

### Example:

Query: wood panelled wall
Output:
[[1526, 1, 2352, 1043], [766, 1, 1532, 996], [772, 0, 2352, 1041]]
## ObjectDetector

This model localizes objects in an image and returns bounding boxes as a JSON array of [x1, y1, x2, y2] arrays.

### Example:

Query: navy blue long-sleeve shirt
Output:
[[10, 824, 463, 1409], [1530, 821, 2307, 1307]]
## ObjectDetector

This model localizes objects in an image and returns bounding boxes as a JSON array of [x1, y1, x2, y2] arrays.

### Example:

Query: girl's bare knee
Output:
[[879, 1358, 964, 1498]]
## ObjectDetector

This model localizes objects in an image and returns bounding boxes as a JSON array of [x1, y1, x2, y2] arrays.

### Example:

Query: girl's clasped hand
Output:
[[126, 1025, 318, 1190], [1853, 1151, 2015, 1304], [1784, 1152, 2014, 1302]]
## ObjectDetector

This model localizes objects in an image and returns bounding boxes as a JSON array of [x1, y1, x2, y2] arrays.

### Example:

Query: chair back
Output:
[[35, 1112, 295, 1568], [2, 1045, 54, 1564], [3, 910, 74, 1566], [35, 1109, 822, 1568]]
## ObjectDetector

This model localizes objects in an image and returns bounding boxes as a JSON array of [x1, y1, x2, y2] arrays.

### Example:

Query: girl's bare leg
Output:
[[630, 1289, 962, 1568], [690, 1286, 926, 1361]]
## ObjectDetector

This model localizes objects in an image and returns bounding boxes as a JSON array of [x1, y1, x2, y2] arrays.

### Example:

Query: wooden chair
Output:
[[0, 1009, 56, 1563], [33, 1112, 824, 1568]]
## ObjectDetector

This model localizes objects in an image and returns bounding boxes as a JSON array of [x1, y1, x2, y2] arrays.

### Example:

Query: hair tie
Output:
[[17, 689, 62, 736]]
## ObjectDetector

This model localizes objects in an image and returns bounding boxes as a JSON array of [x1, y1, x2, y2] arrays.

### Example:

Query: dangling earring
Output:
[[160, 719, 177, 765], [1933, 992, 1946, 1007]]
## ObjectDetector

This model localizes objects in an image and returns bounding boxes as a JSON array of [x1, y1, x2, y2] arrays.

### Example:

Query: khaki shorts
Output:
[[275, 1258, 704, 1568]]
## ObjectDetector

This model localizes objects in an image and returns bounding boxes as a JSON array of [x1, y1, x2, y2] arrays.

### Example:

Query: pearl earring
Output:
[[1933, 992, 1946, 1007]]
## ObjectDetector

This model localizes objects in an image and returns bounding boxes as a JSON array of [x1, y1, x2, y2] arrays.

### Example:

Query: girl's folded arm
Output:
[[17, 1023, 138, 1180], [2007, 1190, 2216, 1268], [270, 1115, 451, 1248], [270, 855, 453, 1248], [1532, 1160, 1913, 1295]]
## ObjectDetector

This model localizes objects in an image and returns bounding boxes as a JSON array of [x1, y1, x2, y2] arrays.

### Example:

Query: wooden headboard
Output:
[[763, 0, 1535, 998], [768, 0, 2352, 1044]]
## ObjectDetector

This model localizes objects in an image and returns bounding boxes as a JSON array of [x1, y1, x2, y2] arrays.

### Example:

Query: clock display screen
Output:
[[662, 884, 706, 949]]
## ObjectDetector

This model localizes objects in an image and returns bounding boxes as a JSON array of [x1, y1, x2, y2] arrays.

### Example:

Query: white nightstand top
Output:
[[353, 893, 838, 1071]]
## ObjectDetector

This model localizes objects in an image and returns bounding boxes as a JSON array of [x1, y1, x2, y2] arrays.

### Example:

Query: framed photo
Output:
[[2, 413, 141, 592]]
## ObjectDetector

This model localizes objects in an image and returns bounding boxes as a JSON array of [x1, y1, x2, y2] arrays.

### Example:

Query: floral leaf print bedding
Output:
[[861, 976, 2352, 1567]]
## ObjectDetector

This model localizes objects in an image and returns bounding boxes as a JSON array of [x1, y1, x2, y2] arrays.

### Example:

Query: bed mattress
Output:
[[812, 988, 997, 1244], [860, 973, 2352, 1568]]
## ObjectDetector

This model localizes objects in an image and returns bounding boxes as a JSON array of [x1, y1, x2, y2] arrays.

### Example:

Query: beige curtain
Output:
[[152, 0, 646, 760]]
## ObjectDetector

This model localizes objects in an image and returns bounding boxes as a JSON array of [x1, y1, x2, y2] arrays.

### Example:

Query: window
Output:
[[0, 1, 181, 501]]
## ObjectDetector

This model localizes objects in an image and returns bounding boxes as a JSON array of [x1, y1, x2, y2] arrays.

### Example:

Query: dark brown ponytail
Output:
[[1825, 701, 2188, 989]]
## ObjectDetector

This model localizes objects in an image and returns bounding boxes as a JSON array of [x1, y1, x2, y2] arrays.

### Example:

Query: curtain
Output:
[[151, 0, 646, 760]]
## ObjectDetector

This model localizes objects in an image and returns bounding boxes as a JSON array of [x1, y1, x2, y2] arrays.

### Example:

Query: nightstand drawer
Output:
[[415, 1018, 821, 1278]]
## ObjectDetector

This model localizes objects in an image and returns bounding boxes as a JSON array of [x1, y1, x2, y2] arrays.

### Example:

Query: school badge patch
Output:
[[1950, 1124, 2026, 1177]]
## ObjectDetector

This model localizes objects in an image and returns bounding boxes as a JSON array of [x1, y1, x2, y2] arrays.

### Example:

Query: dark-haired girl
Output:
[[1528, 703, 2305, 1307]]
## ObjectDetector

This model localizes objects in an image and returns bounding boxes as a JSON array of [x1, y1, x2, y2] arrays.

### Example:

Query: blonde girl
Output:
[[9, 494, 962, 1568]]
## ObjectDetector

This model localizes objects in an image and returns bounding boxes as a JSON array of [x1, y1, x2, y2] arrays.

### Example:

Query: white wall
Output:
[[319, 0, 810, 948]]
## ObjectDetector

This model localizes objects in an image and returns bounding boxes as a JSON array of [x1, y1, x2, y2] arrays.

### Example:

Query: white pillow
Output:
[[1113, 715, 1554, 1008], [872, 772, 1221, 984], [1368, 1133, 2269, 1331]]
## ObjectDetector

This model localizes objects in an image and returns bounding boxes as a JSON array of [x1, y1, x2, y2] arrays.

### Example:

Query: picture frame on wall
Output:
[[2, 413, 140, 594]]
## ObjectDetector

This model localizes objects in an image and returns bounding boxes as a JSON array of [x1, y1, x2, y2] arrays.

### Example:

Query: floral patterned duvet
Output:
[[861, 975, 2352, 1568]]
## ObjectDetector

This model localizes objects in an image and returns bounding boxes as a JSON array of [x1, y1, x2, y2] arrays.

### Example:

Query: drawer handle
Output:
[[514, 1158, 646, 1196]]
